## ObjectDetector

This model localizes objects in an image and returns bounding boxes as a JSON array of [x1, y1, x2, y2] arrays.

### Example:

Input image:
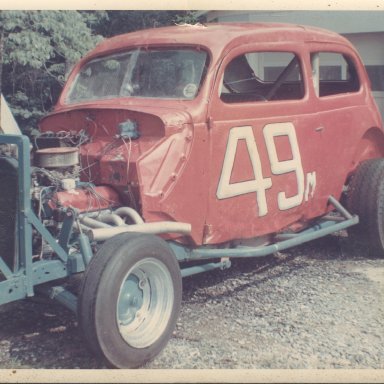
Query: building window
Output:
[[220, 51, 304, 103], [365, 66, 384, 92]]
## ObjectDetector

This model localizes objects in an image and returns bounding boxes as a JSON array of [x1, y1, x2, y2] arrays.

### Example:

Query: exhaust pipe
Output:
[[80, 217, 112, 229], [98, 213, 125, 226], [114, 207, 144, 224], [88, 221, 192, 242]]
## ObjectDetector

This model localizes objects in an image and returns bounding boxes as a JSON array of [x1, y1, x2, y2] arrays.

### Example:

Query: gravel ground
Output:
[[0, 234, 383, 369]]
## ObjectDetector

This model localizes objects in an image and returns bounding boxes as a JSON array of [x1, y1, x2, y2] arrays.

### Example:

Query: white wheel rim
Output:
[[116, 257, 174, 348]]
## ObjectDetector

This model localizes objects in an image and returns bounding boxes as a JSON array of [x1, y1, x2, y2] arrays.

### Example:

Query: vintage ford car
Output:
[[1, 23, 383, 368]]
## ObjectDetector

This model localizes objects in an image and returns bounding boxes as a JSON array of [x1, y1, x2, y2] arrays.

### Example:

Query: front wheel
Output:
[[78, 233, 182, 368]]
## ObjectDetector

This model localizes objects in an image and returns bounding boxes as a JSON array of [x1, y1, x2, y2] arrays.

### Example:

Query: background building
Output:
[[199, 11, 384, 117]]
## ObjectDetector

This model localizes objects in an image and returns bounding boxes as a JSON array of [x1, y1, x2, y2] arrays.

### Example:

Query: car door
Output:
[[308, 46, 374, 200], [204, 43, 323, 245]]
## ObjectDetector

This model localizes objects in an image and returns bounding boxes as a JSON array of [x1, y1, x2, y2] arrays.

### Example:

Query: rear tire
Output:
[[346, 158, 384, 258], [78, 233, 182, 368]]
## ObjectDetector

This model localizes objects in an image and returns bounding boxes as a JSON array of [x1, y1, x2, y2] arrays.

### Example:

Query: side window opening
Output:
[[220, 52, 305, 104], [365, 65, 384, 92], [311, 52, 360, 97]]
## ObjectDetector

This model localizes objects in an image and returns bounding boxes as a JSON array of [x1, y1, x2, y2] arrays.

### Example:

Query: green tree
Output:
[[0, 10, 106, 132], [0, 10, 203, 132], [173, 11, 203, 25], [94, 10, 203, 37]]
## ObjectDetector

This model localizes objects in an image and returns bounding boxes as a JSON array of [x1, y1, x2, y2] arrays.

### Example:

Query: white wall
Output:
[[346, 33, 384, 118], [204, 11, 384, 34]]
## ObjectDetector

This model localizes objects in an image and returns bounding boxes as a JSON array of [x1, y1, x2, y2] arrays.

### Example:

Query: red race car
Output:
[[33, 23, 384, 367]]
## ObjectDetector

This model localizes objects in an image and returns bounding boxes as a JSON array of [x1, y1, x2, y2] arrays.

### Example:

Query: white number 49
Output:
[[216, 122, 316, 217]]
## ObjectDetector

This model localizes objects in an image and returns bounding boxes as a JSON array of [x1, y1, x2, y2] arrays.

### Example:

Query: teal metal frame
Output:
[[0, 135, 84, 306], [0, 133, 360, 312], [170, 196, 359, 271]]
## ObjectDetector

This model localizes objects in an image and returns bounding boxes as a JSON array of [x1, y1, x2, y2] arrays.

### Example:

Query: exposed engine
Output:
[[0, 114, 193, 264], [29, 130, 126, 259]]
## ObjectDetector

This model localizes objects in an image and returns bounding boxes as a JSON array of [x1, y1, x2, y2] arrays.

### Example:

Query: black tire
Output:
[[78, 233, 182, 368], [346, 158, 384, 257]]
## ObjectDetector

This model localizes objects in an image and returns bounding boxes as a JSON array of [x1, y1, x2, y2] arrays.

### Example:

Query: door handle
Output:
[[315, 126, 324, 132]]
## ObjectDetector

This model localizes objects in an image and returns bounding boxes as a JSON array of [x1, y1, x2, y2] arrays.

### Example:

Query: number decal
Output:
[[216, 126, 272, 216], [263, 122, 304, 210], [217, 123, 316, 216], [305, 171, 317, 201]]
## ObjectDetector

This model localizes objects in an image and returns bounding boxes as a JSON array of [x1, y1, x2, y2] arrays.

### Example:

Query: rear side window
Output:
[[365, 65, 384, 92], [311, 52, 360, 97], [220, 52, 305, 103]]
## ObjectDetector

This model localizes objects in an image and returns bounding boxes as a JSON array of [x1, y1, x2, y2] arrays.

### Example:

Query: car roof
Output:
[[88, 22, 352, 59]]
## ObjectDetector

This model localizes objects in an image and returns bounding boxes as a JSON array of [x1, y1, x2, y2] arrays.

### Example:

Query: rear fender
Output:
[[347, 127, 384, 180]]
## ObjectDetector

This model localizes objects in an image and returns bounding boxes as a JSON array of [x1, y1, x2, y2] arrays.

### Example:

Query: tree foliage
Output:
[[0, 10, 106, 131], [0, 10, 203, 132], [93, 11, 201, 37]]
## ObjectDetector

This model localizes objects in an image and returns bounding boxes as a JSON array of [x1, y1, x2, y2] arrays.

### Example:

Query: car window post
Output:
[[311, 53, 320, 97]]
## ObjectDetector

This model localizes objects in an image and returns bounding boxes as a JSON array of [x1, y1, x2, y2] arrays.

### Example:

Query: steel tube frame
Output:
[[172, 196, 358, 264], [181, 260, 231, 278], [49, 286, 78, 313], [0, 134, 77, 305], [190, 216, 358, 259]]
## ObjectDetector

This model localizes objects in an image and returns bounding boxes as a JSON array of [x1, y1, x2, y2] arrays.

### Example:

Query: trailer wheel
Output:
[[347, 158, 384, 258], [78, 233, 182, 368]]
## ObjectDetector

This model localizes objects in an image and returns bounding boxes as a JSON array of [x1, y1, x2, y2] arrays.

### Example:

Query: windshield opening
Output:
[[66, 48, 209, 103]]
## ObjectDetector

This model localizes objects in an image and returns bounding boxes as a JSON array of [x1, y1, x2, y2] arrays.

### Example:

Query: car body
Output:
[[40, 23, 383, 246]]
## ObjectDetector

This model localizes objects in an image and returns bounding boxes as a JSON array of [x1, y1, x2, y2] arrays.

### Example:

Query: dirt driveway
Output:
[[0, 235, 383, 371]]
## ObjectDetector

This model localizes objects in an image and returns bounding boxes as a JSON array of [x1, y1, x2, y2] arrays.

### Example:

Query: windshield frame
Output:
[[64, 46, 210, 105]]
